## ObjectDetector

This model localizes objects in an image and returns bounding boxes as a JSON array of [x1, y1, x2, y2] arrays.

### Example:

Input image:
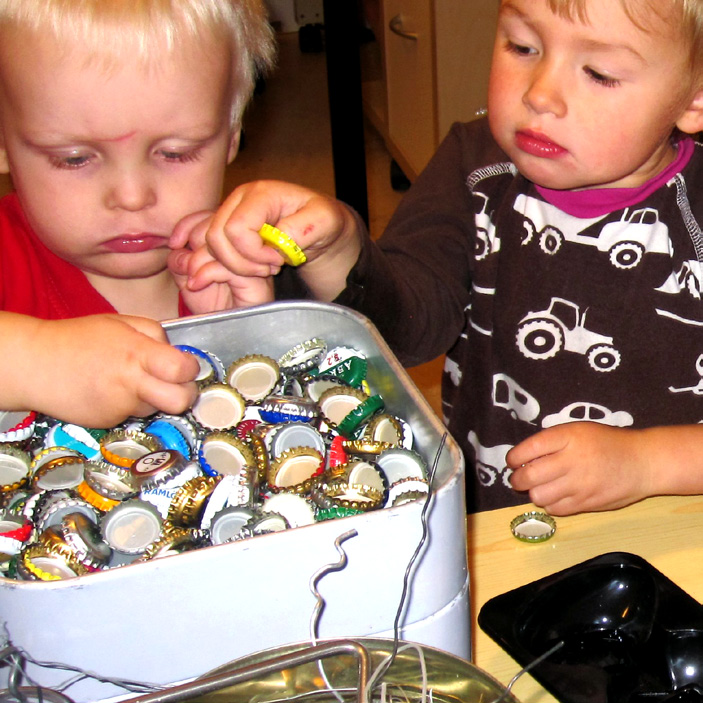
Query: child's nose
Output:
[[105, 168, 157, 211], [523, 63, 567, 118]]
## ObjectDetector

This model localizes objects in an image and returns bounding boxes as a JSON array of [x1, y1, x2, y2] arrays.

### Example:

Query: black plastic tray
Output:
[[478, 552, 703, 703]]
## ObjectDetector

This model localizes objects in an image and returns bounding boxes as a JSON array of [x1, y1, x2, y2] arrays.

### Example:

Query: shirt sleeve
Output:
[[334, 118, 506, 366]]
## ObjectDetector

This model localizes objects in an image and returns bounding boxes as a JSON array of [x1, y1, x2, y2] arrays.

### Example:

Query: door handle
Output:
[[389, 14, 418, 41]]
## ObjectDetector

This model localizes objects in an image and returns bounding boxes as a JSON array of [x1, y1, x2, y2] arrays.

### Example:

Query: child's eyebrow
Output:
[[499, 0, 646, 66], [576, 37, 647, 65]]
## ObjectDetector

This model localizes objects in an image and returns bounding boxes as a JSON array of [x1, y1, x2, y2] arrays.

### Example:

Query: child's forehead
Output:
[[501, 0, 687, 44], [0, 22, 232, 78]]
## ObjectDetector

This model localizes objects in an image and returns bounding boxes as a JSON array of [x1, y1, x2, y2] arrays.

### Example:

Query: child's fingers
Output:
[[136, 373, 198, 417], [169, 210, 214, 249]]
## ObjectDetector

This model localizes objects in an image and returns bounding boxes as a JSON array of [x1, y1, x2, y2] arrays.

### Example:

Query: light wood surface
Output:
[[468, 495, 703, 703]]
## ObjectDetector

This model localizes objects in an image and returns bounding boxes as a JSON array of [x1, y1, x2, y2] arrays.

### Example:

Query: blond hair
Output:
[[547, 0, 703, 72], [0, 0, 276, 125]]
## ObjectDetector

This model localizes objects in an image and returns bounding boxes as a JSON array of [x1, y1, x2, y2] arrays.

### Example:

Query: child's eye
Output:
[[505, 40, 537, 57], [584, 66, 620, 88], [159, 148, 202, 164], [50, 153, 92, 170]]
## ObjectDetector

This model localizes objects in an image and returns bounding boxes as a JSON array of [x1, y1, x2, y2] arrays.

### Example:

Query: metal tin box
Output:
[[0, 302, 468, 702]]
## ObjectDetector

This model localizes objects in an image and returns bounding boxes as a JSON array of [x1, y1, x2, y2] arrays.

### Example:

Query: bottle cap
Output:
[[267, 447, 324, 492], [317, 386, 368, 427], [43, 423, 103, 460], [0, 446, 31, 493], [262, 492, 315, 528], [59, 512, 112, 569], [258, 223, 306, 266], [190, 383, 246, 431], [0, 512, 32, 542], [268, 422, 325, 459], [167, 475, 221, 527], [100, 499, 164, 554], [143, 419, 192, 459], [313, 347, 368, 388], [209, 505, 254, 544], [31, 455, 85, 492], [100, 430, 164, 469], [376, 448, 428, 484], [0, 410, 36, 444], [278, 338, 327, 375], [34, 494, 100, 533], [363, 414, 410, 448], [320, 481, 384, 511], [139, 460, 203, 518], [510, 511, 557, 543], [83, 460, 140, 500], [259, 395, 318, 424], [20, 543, 89, 580], [132, 450, 188, 488], [226, 355, 280, 402], [385, 477, 430, 507], [136, 527, 203, 562], [174, 345, 225, 386], [336, 395, 385, 438], [198, 432, 255, 478]]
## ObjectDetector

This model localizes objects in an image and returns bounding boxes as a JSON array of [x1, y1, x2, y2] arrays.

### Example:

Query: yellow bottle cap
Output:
[[259, 223, 306, 266]]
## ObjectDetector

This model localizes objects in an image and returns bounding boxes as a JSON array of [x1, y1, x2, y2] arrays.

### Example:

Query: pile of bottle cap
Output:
[[0, 338, 430, 581]]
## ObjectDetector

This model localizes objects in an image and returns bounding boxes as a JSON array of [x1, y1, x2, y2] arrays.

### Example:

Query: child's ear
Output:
[[676, 88, 703, 134], [227, 128, 241, 164]]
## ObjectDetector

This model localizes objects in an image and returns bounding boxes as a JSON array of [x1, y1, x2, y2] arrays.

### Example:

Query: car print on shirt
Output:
[[541, 402, 634, 428], [492, 373, 540, 425], [513, 194, 672, 268], [516, 297, 621, 372]]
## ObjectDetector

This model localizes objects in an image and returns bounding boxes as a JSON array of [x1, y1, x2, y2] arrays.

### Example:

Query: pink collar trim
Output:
[[534, 138, 694, 218]]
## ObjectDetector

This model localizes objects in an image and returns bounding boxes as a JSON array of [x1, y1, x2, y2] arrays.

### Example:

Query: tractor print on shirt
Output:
[[516, 297, 621, 372], [513, 194, 672, 268], [474, 191, 500, 261]]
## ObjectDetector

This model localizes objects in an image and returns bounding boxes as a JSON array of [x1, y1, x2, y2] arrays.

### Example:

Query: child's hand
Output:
[[507, 422, 653, 516], [7, 314, 200, 428], [168, 210, 275, 313], [169, 180, 362, 302]]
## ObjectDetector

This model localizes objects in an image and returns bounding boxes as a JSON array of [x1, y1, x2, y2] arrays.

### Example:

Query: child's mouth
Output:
[[103, 234, 168, 253], [515, 130, 567, 158]]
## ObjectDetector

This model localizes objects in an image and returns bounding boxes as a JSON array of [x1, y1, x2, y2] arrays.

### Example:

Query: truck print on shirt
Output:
[[513, 194, 672, 268]]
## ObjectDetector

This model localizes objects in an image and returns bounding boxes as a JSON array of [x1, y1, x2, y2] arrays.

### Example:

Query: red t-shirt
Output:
[[0, 192, 190, 319]]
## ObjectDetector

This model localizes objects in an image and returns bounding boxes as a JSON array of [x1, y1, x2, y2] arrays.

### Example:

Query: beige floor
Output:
[[0, 32, 444, 417]]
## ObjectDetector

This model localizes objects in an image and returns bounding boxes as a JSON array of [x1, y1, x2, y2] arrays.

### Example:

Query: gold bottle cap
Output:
[[167, 475, 221, 527], [317, 386, 368, 427], [190, 383, 246, 430], [137, 527, 202, 562], [21, 542, 89, 580], [363, 414, 406, 446], [267, 447, 324, 492], [31, 455, 85, 492], [320, 481, 384, 511], [226, 354, 280, 403]]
